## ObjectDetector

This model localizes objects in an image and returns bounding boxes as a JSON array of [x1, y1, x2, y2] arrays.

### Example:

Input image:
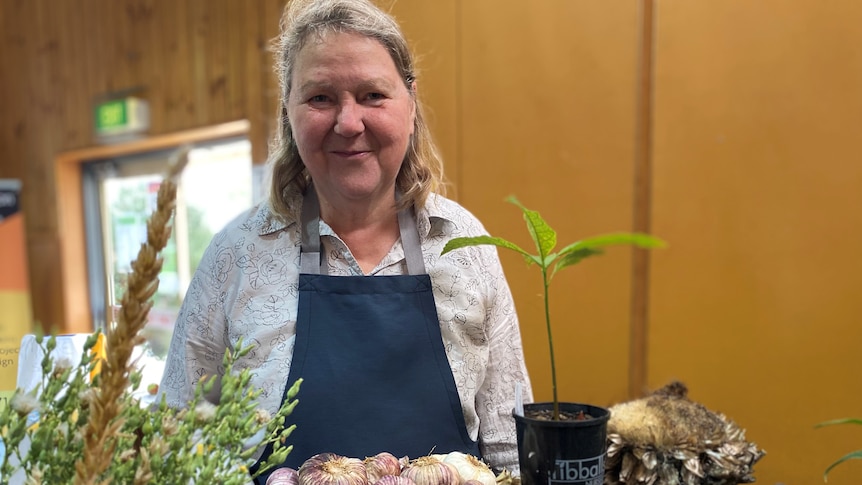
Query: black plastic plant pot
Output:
[[513, 402, 610, 485]]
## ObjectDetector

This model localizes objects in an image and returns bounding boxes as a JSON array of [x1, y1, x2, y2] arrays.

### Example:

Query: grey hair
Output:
[[267, 0, 445, 219]]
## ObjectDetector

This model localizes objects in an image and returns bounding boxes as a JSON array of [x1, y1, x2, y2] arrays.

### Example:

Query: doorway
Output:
[[82, 137, 256, 361]]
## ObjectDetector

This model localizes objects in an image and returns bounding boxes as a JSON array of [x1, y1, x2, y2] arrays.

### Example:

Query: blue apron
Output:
[[252, 188, 480, 483]]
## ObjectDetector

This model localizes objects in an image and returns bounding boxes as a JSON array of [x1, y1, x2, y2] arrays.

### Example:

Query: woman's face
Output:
[[287, 31, 416, 208]]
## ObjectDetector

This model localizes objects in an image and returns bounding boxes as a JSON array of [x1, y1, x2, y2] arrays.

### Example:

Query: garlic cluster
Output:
[[299, 453, 367, 485], [442, 452, 497, 485], [364, 452, 403, 483], [401, 455, 460, 485], [267, 467, 299, 485], [266, 451, 505, 485]]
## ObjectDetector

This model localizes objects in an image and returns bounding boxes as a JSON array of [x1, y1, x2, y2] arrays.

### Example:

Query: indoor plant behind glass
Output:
[[442, 197, 665, 485]]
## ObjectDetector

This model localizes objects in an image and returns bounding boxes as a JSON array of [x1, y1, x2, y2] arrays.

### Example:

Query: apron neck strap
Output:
[[299, 184, 426, 276]]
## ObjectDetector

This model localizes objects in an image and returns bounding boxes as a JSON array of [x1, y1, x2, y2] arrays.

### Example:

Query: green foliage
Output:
[[442, 196, 665, 418], [816, 418, 862, 481], [0, 334, 300, 484]]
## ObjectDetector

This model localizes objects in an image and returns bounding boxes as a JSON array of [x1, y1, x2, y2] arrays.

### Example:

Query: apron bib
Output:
[[253, 188, 479, 483]]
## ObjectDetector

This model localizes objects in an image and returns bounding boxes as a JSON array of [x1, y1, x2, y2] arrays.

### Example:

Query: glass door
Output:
[[83, 138, 255, 372]]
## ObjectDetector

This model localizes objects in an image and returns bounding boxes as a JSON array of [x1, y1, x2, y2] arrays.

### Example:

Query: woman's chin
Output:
[[325, 180, 395, 203]]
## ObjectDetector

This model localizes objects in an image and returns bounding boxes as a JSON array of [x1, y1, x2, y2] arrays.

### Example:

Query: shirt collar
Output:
[[253, 189, 453, 238]]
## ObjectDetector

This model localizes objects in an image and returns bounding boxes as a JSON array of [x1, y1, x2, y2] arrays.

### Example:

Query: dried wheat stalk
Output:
[[74, 146, 190, 485]]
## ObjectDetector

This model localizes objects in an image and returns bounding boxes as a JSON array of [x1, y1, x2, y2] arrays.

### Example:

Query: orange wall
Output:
[[456, 0, 642, 408], [649, 1, 862, 484]]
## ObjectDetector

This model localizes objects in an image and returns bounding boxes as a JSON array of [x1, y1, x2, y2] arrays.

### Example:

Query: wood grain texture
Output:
[[459, 0, 641, 407], [629, 0, 656, 400], [1, 0, 275, 332], [650, 1, 862, 483]]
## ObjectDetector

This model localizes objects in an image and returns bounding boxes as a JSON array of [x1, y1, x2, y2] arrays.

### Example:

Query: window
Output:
[[82, 138, 256, 378]]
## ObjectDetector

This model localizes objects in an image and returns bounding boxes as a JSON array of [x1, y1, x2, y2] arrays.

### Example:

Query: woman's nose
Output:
[[334, 101, 364, 137]]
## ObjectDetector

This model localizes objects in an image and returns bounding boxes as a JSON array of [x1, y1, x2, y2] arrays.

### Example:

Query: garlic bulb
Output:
[[364, 452, 402, 483], [298, 453, 367, 485], [267, 467, 299, 485], [400, 455, 460, 485], [442, 452, 496, 485], [373, 476, 416, 485]]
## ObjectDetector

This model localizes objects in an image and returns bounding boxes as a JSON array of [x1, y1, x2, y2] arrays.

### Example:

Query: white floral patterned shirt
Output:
[[159, 189, 533, 472]]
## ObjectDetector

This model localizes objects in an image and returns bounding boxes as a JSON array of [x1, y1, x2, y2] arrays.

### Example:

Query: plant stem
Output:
[[542, 266, 559, 420]]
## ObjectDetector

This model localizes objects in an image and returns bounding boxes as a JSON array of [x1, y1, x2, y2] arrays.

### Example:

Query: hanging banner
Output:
[[0, 180, 32, 409]]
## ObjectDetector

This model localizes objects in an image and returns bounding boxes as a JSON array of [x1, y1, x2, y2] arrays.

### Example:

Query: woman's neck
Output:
[[319, 194, 401, 274]]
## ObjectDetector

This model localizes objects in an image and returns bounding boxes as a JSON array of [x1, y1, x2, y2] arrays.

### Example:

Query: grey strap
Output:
[[299, 185, 426, 276], [397, 205, 426, 276], [299, 185, 325, 274]]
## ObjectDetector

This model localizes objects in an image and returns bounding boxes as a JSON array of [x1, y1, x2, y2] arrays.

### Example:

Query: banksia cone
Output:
[[604, 382, 765, 485]]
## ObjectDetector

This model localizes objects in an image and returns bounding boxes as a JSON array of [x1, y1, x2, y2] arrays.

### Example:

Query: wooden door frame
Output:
[[54, 120, 250, 333]]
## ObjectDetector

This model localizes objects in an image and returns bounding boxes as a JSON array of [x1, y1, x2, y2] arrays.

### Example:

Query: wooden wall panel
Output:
[[459, 0, 642, 406], [0, 1, 19, 180], [650, 1, 862, 483], [387, 0, 459, 197], [1, 0, 280, 332]]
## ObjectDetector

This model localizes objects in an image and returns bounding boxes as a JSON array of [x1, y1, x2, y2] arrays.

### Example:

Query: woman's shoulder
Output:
[[207, 203, 296, 249], [422, 193, 489, 238]]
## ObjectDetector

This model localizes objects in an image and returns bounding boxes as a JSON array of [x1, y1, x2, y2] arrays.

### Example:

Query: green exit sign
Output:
[[94, 97, 149, 137]]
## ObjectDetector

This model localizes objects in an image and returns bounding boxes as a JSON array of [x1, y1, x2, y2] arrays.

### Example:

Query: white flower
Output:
[[79, 388, 97, 406], [254, 408, 271, 424], [53, 357, 73, 374], [11, 393, 41, 416], [194, 401, 218, 422]]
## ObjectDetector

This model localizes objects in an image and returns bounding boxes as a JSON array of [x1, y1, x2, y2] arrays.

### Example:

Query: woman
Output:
[[159, 0, 533, 480]]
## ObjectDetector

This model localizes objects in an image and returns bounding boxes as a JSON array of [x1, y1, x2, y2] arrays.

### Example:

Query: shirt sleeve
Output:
[[474, 244, 534, 473], [158, 232, 232, 407]]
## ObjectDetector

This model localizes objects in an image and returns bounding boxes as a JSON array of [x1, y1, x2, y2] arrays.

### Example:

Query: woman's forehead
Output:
[[291, 32, 401, 85]]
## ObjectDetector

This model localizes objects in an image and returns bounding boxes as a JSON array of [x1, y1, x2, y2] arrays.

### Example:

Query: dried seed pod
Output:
[[606, 381, 765, 485], [298, 453, 367, 485], [401, 455, 460, 485], [364, 452, 402, 483]]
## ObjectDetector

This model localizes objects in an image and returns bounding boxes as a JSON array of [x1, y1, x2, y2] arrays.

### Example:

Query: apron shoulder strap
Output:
[[300, 185, 325, 274], [397, 206, 426, 275]]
